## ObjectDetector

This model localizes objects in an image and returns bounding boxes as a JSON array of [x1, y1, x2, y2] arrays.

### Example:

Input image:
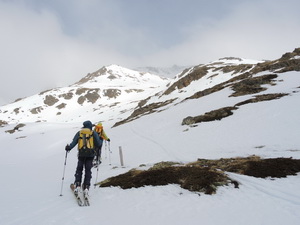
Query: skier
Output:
[[65, 120, 102, 193], [93, 122, 110, 167]]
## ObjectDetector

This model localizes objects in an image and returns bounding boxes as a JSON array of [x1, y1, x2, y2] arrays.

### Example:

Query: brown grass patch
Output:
[[97, 156, 300, 195]]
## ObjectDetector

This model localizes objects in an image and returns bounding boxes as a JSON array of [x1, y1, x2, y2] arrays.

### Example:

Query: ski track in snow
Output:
[[129, 123, 181, 162]]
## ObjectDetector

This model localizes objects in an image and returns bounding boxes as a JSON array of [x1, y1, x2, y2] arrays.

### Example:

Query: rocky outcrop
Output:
[[113, 99, 176, 127], [44, 95, 59, 106], [230, 74, 278, 97], [0, 120, 8, 127], [59, 92, 74, 100], [182, 106, 238, 125], [76, 88, 100, 104], [182, 93, 288, 126], [163, 66, 209, 95], [30, 106, 44, 114], [103, 89, 121, 99], [5, 123, 26, 134]]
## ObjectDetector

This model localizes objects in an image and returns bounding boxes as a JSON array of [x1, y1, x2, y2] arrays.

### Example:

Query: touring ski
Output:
[[70, 183, 84, 206], [83, 189, 90, 206]]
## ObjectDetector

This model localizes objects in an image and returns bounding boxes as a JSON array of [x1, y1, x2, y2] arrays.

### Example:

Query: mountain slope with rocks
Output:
[[0, 48, 300, 225], [115, 48, 300, 127], [0, 64, 170, 125]]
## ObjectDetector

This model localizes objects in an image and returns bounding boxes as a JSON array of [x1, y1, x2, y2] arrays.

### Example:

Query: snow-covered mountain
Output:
[[0, 64, 171, 125], [2, 48, 299, 128], [1, 48, 300, 225]]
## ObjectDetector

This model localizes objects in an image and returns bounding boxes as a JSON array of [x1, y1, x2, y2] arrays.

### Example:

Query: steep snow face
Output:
[[0, 65, 170, 124]]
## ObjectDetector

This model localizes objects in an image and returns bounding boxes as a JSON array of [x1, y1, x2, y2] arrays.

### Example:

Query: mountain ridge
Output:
[[0, 48, 299, 128]]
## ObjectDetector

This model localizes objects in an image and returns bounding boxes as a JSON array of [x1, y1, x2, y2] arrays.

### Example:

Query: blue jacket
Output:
[[68, 121, 102, 150]]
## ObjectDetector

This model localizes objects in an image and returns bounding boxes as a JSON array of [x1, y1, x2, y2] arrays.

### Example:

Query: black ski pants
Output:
[[95, 144, 103, 161], [74, 156, 93, 187]]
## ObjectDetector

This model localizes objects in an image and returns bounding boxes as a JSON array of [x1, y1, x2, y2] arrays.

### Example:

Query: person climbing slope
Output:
[[93, 122, 110, 167], [65, 120, 102, 195]]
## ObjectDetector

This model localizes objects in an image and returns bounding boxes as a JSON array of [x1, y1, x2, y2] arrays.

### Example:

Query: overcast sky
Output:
[[0, 0, 299, 105]]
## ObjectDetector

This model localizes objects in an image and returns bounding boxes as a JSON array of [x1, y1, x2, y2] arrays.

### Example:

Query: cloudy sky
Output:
[[0, 0, 299, 105]]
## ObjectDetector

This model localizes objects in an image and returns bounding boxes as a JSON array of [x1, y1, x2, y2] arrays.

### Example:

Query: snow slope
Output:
[[1, 59, 300, 225]]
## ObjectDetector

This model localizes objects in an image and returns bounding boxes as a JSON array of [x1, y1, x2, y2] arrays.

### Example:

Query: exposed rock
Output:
[[235, 93, 289, 106], [5, 123, 26, 134], [39, 89, 53, 95], [75, 67, 108, 85], [103, 89, 121, 98], [251, 48, 300, 74], [59, 92, 73, 100], [182, 106, 238, 125], [125, 89, 144, 93], [76, 88, 100, 104], [76, 88, 89, 95], [219, 57, 243, 61], [30, 106, 44, 114], [217, 64, 253, 74], [183, 92, 288, 126], [113, 99, 176, 127], [85, 91, 100, 103], [75, 73, 93, 85], [230, 74, 278, 97], [56, 103, 67, 109], [16, 136, 27, 139], [77, 96, 85, 105], [13, 108, 20, 114], [163, 66, 209, 95], [14, 98, 24, 103], [0, 120, 8, 127], [108, 74, 118, 79], [44, 95, 59, 106], [185, 73, 251, 101]]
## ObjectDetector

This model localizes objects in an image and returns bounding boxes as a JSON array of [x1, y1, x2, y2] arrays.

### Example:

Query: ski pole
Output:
[[94, 166, 99, 189], [108, 141, 112, 165], [59, 151, 68, 196], [104, 141, 108, 159]]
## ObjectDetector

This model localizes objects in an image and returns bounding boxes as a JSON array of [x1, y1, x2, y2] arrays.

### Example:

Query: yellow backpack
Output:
[[78, 128, 95, 157]]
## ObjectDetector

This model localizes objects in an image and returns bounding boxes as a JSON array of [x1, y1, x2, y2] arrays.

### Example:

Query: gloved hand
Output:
[[65, 144, 71, 152], [107, 138, 111, 142]]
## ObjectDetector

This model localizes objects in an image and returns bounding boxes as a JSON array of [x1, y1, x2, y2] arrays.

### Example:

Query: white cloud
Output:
[[0, 0, 299, 105], [0, 1, 135, 104], [140, 0, 300, 66]]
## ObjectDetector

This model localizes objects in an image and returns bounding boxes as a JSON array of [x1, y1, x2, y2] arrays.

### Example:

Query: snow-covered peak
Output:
[[75, 64, 170, 89], [0, 64, 171, 124]]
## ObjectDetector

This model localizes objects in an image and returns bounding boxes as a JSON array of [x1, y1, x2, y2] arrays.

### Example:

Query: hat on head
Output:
[[82, 120, 94, 129]]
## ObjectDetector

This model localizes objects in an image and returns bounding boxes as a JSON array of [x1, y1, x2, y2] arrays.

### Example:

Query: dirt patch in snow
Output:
[[182, 93, 288, 126], [5, 123, 26, 134], [182, 106, 238, 125], [99, 165, 229, 194], [0, 120, 8, 127], [192, 156, 300, 178], [97, 156, 300, 195]]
